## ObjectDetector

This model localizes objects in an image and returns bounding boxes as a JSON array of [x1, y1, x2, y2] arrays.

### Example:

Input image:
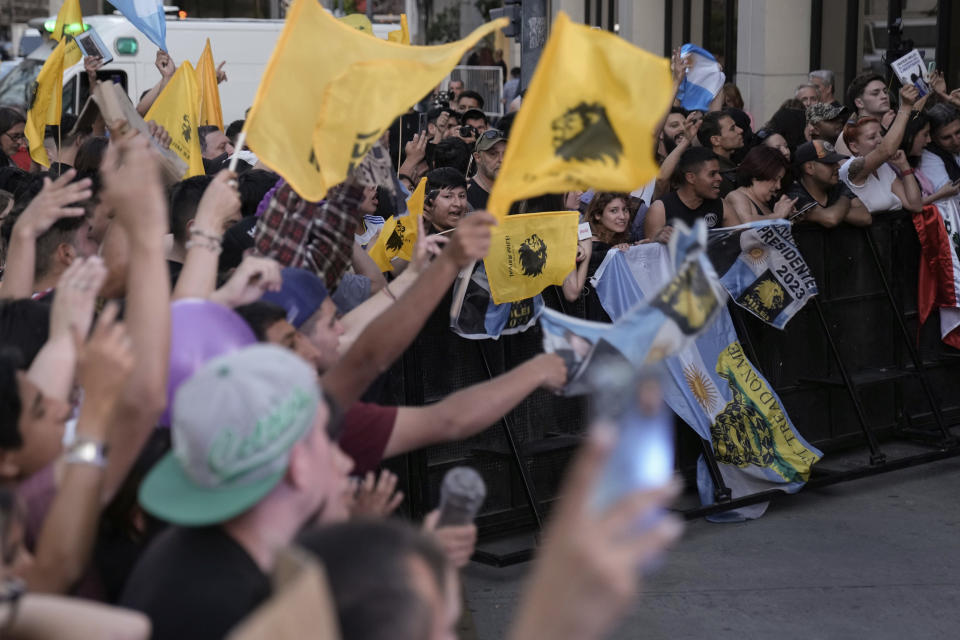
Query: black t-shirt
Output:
[[466, 181, 489, 210], [120, 526, 270, 640], [657, 191, 724, 229], [786, 179, 855, 210]]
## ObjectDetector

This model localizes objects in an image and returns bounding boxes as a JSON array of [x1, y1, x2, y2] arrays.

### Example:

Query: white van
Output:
[[0, 13, 401, 125]]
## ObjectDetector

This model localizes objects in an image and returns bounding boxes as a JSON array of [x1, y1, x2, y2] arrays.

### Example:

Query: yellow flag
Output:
[[245, 0, 506, 201], [368, 177, 426, 272], [484, 211, 580, 304], [486, 12, 673, 218], [387, 15, 410, 45], [25, 39, 66, 167], [146, 61, 205, 178], [53, 0, 83, 67], [196, 39, 224, 130]]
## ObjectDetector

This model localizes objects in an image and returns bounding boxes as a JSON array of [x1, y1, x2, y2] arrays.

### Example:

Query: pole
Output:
[[520, 0, 547, 92]]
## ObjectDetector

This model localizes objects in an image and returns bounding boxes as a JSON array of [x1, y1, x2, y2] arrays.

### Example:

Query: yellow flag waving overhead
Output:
[[146, 61, 204, 178], [486, 11, 673, 218], [484, 211, 580, 304], [368, 177, 426, 271], [245, 0, 506, 201], [25, 39, 66, 167], [53, 0, 84, 67], [387, 15, 410, 45], [196, 39, 224, 130]]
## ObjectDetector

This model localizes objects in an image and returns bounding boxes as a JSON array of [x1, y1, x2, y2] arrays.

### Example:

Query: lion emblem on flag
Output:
[[385, 220, 406, 252], [181, 115, 192, 143], [518, 234, 548, 277], [551, 102, 623, 166]]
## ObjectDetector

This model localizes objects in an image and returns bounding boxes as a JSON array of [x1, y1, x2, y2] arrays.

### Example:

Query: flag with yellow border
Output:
[[196, 38, 224, 130], [387, 15, 410, 45], [146, 61, 204, 178], [486, 11, 673, 219], [484, 211, 580, 304], [368, 177, 426, 271], [25, 39, 66, 167], [245, 0, 506, 201], [53, 0, 83, 66]]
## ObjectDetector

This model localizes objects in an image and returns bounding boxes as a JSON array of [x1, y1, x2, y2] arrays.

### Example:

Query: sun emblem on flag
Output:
[[684, 364, 719, 412], [746, 246, 767, 266]]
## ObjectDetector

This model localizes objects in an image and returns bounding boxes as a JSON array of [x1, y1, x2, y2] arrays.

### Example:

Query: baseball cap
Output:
[[475, 128, 506, 152], [806, 102, 848, 125], [794, 139, 848, 165], [260, 268, 329, 329], [139, 344, 321, 526]]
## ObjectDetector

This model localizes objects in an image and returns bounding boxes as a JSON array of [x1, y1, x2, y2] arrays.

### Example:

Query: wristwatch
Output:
[[64, 438, 109, 468], [0, 576, 25, 630]]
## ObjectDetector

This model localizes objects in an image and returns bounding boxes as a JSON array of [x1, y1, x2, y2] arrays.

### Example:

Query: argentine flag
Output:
[[109, 0, 167, 51], [677, 44, 725, 112]]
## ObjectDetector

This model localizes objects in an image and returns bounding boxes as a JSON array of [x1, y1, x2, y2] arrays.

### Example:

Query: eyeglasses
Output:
[[479, 129, 505, 141], [3, 131, 26, 144]]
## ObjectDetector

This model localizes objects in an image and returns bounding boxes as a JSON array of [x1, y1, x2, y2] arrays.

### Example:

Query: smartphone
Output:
[[418, 112, 428, 135], [75, 27, 114, 65], [588, 358, 674, 518], [789, 200, 817, 220]]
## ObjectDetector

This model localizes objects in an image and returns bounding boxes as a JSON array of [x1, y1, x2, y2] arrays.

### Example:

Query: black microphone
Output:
[[436, 466, 487, 527]]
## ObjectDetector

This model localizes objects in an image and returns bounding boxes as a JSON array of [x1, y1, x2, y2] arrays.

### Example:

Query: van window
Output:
[[78, 70, 128, 114], [63, 74, 79, 116]]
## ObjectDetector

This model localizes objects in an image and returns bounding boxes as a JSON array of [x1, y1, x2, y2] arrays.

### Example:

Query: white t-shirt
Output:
[[839, 159, 902, 213], [918, 148, 960, 191]]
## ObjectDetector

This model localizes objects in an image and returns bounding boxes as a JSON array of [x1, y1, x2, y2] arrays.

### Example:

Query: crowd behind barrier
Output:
[[385, 212, 960, 538]]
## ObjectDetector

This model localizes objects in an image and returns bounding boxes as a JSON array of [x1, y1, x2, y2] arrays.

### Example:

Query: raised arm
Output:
[[97, 132, 171, 501], [643, 199, 668, 241], [562, 237, 592, 302], [171, 171, 242, 300], [847, 86, 923, 185], [23, 303, 134, 594], [136, 51, 176, 116], [384, 353, 567, 458], [322, 212, 495, 410], [338, 218, 447, 354]]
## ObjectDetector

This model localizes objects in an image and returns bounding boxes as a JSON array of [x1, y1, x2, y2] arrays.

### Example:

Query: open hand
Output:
[[210, 255, 282, 308], [13, 170, 90, 239], [50, 257, 108, 342], [347, 470, 404, 519]]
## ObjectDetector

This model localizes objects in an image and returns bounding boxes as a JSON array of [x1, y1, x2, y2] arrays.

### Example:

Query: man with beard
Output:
[[786, 140, 871, 227], [467, 130, 506, 210]]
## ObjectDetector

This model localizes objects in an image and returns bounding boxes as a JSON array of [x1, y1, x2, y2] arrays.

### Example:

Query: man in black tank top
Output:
[[643, 147, 733, 241]]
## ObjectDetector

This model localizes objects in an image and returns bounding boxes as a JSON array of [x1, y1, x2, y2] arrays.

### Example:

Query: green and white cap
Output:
[[140, 344, 321, 526]]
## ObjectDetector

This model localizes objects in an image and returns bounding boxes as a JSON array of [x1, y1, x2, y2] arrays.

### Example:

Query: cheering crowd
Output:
[[0, 17, 958, 639]]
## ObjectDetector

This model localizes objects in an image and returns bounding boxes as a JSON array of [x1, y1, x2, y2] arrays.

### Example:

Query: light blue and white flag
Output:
[[109, 0, 167, 51], [707, 220, 818, 329], [592, 238, 822, 521], [541, 221, 726, 394], [677, 44, 725, 112]]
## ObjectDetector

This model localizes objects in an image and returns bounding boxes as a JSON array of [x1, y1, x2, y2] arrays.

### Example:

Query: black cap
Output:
[[794, 139, 848, 166]]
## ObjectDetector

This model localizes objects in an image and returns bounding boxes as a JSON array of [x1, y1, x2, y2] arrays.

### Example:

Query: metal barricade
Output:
[[383, 213, 960, 564], [447, 66, 504, 117]]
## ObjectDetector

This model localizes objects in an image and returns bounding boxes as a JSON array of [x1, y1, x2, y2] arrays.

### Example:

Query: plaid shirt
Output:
[[254, 181, 364, 291]]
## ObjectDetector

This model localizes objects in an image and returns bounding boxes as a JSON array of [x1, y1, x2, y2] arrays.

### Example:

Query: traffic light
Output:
[[490, 0, 522, 40]]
